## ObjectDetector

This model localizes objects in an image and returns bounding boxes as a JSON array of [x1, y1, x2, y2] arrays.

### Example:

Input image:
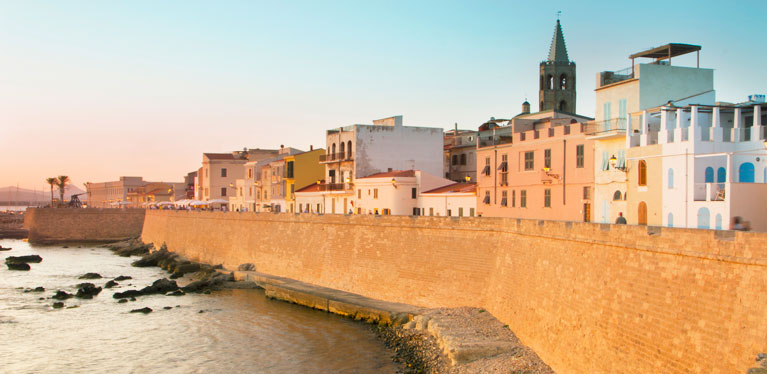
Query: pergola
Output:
[[629, 43, 701, 75]]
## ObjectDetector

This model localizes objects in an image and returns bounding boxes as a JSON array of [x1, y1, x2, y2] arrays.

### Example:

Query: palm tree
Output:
[[45, 177, 56, 205], [56, 175, 70, 206]]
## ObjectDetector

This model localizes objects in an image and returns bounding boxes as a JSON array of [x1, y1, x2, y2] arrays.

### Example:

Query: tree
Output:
[[56, 175, 70, 206], [45, 177, 57, 205]]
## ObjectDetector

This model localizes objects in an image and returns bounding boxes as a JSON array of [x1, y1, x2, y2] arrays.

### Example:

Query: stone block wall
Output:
[[141, 210, 767, 374], [24, 208, 146, 244]]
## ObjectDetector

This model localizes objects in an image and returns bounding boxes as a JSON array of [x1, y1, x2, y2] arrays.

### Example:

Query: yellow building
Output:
[[284, 149, 325, 213], [626, 140, 663, 226]]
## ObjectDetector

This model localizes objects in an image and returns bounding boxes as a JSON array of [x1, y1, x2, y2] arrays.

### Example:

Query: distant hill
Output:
[[0, 185, 87, 203]]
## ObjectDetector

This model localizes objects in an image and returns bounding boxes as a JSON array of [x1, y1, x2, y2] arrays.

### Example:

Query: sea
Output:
[[0, 239, 400, 373]]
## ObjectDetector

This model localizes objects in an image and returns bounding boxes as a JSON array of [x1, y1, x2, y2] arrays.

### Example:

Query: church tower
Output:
[[539, 19, 576, 112]]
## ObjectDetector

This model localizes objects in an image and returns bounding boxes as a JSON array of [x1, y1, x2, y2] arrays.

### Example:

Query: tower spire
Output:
[[547, 18, 569, 63]]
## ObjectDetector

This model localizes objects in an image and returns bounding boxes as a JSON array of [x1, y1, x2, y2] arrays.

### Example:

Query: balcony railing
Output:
[[317, 183, 354, 192], [598, 67, 634, 87], [319, 153, 352, 162], [584, 118, 627, 136], [478, 135, 513, 148], [693, 183, 726, 202]]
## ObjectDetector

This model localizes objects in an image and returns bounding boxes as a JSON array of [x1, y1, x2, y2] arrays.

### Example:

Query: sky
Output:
[[1, 0, 765, 190]]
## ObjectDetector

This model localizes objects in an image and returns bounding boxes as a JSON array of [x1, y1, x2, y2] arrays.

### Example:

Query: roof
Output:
[[203, 153, 236, 160], [547, 20, 570, 62], [422, 183, 477, 194], [295, 181, 324, 193], [358, 170, 416, 179], [629, 43, 701, 60]]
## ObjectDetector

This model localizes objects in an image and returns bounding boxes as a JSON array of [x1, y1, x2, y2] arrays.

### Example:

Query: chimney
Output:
[[310, 145, 313, 151]]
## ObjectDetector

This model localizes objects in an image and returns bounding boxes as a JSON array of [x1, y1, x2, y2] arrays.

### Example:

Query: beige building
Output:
[[444, 125, 478, 182], [126, 182, 185, 207], [86, 176, 149, 208], [197, 148, 278, 202], [354, 170, 453, 216], [294, 181, 325, 213]]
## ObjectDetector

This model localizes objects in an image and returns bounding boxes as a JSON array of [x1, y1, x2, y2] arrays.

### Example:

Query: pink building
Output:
[[476, 111, 594, 221]]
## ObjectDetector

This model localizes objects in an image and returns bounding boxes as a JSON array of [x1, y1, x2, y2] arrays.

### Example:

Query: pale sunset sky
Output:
[[1, 0, 765, 190]]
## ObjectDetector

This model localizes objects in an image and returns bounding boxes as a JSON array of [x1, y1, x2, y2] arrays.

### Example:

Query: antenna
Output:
[[556, 11, 561, 20]]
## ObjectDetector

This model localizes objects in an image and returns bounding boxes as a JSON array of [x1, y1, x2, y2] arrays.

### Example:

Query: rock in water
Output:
[[75, 283, 103, 299], [5, 255, 42, 264], [52, 302, 64, 309], [117, 299, 128, 303], [132, 248, 176, 268], [6, 263, 30, 271], [130, 307, 152, 314], [52, 290, 73, 300], [114, 275, 132, 281], [140, 278, 179, 294], [166, 290, 185, 297], [104, 280, 118, 288], [112, 290, 143, 299], [78, 273, 102, 279], [0, 246, 11, 251]]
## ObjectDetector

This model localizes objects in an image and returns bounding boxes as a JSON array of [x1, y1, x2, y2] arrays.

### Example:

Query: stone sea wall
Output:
[[141, 210, 767, 374], [24, 208, 145, 244]]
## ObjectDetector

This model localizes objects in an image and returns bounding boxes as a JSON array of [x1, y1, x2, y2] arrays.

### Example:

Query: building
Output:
[[198, 148, 279, 202], [183, 171, 197, 199], [227, 146, 305, 212], [591, 43, 714, 224], [624, 97, 767, 230], [85, 177, 150, 208], [354, 170, 454, 216], [444, 125, 478, 182], [126, 182, 185, 207], [284, 148, 325, 213], [318, 115, 444, 214], [476, 19, 594, 221], [418, 182, 477, 217], [295, 181, 325, 214]]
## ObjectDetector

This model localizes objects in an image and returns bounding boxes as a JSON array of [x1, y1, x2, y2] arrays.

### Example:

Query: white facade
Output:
[[418, 183, 477, 217], [354, 170, 453, 216], [628, 101, 767, 231]]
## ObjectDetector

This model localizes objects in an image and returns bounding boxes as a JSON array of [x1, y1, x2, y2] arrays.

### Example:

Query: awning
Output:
[[500, 197, 507, 207], [497, 161, 508, 172], [482, 195, 490, 204], [481, 165, 490, 176]]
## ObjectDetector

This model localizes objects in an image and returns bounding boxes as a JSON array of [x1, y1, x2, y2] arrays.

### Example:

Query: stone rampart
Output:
[[142, 210, 767, 374], [24, 208, 145, 244]]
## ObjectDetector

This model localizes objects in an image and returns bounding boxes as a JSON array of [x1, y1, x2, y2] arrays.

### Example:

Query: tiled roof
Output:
[[295, 181, 325, 193], [422, 183, 477, 194], [204, 153, 235, 160], [359, 170, 416, 179]]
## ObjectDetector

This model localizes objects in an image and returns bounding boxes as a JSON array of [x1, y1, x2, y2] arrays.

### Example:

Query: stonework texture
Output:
[[24, 208, 145, 243]]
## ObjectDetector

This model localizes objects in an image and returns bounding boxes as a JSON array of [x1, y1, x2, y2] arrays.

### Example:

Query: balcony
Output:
[[694, 183, 726, 202], [584, 118, 627, 139], [318, 183, 354, 192], [478, 135, 513, 148], [319, 152, 352, 163], [598, 67, 634, 88]]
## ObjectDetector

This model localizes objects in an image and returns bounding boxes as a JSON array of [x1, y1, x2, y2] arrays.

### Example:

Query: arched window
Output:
[[638, 202, 647, 225], [613, 190, 622, 201], [331, 143, 336, 155], [560, 74, 567, 90], [668, 213, 674, 227], [705, 167, 714, 183], [739, 162, 755, 183], [548, 75, 554, 90], [559, 101, 567, 112], [668, 168, 674, 189], [347, 141, 352, 159], [540, 75, 545, 90], [339, 141, 345, 156], [715, 214, 722, 230], [638, 160, 647, 186], [717, 167, 726, 183], [697, 207, 710, 229], [451, 155, 458, 165], [460, 154, 466, 165]]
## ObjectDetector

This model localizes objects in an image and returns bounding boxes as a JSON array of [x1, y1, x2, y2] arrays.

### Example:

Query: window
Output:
[[458, 207, 464, 217], [413, 208, 420, 216], [668, 169, 674, 189], [638, 160, 647, 186], [511, 190, 516, 207], [482, 191, 490, 204], [452, 155, 458, 165], [717, 167, 726, 183], [668, 213, 674, 228], [603, 102, 612, 121], [501, 171, 508, 186], [482, 157, 491, 176], [470, 208, 475, 217], [460, 154, 466, 165], [613, 190, 622, 201], [429, 207, 434, 216], [339, 142, 345, 156], [520, 190, 527, 208], [739, 162, 755, 183], [221, 168, 227, 177], [524, 151, 534, 171], [559, 101, 567, 112], [547, 75, 554, 90], [411, 187, 417, 199], [544, 149, 551, 169], [583, 186, 591, 200], [447, 209, 452, 216], [221, 187, 227, 197], [501, 190, 508, 207], [544, 189, 551, 207], [358, 189, 361, 198], [576, 145, 584, 168], [248, 169, 253, 178], [347, 141, 352, 159], [286, 161, 294, 178], [705, 167, 714, 183], [697, 207, 710, 229], [374, 188, 378, 199], [560, 74, 567, 90], [498, 154, 508, 172]]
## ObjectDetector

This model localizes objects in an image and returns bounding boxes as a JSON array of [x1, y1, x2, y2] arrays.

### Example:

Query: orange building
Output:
[[476, 111, 594, 220]]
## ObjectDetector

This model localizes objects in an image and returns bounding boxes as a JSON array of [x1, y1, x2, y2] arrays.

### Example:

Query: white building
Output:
[[590, 43, 714, 223], [418, 183, 477, 217], [627, 96, 767, 231], [295, 182, 325, 214], [318, 115, 444, 214], [354, 170, 453, 216]]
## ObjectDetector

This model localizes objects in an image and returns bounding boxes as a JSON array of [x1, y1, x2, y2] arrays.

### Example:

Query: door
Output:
[[583, 203, 591, 222], [638, 202, 647, 225]]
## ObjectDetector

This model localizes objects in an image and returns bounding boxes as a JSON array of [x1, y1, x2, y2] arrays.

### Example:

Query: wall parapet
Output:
[[25, 208, 145, 244], [142, 210, 767, 374]]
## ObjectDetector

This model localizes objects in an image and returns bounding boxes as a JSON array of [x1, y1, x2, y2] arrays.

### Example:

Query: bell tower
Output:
[[539, 19, 576, 112]]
